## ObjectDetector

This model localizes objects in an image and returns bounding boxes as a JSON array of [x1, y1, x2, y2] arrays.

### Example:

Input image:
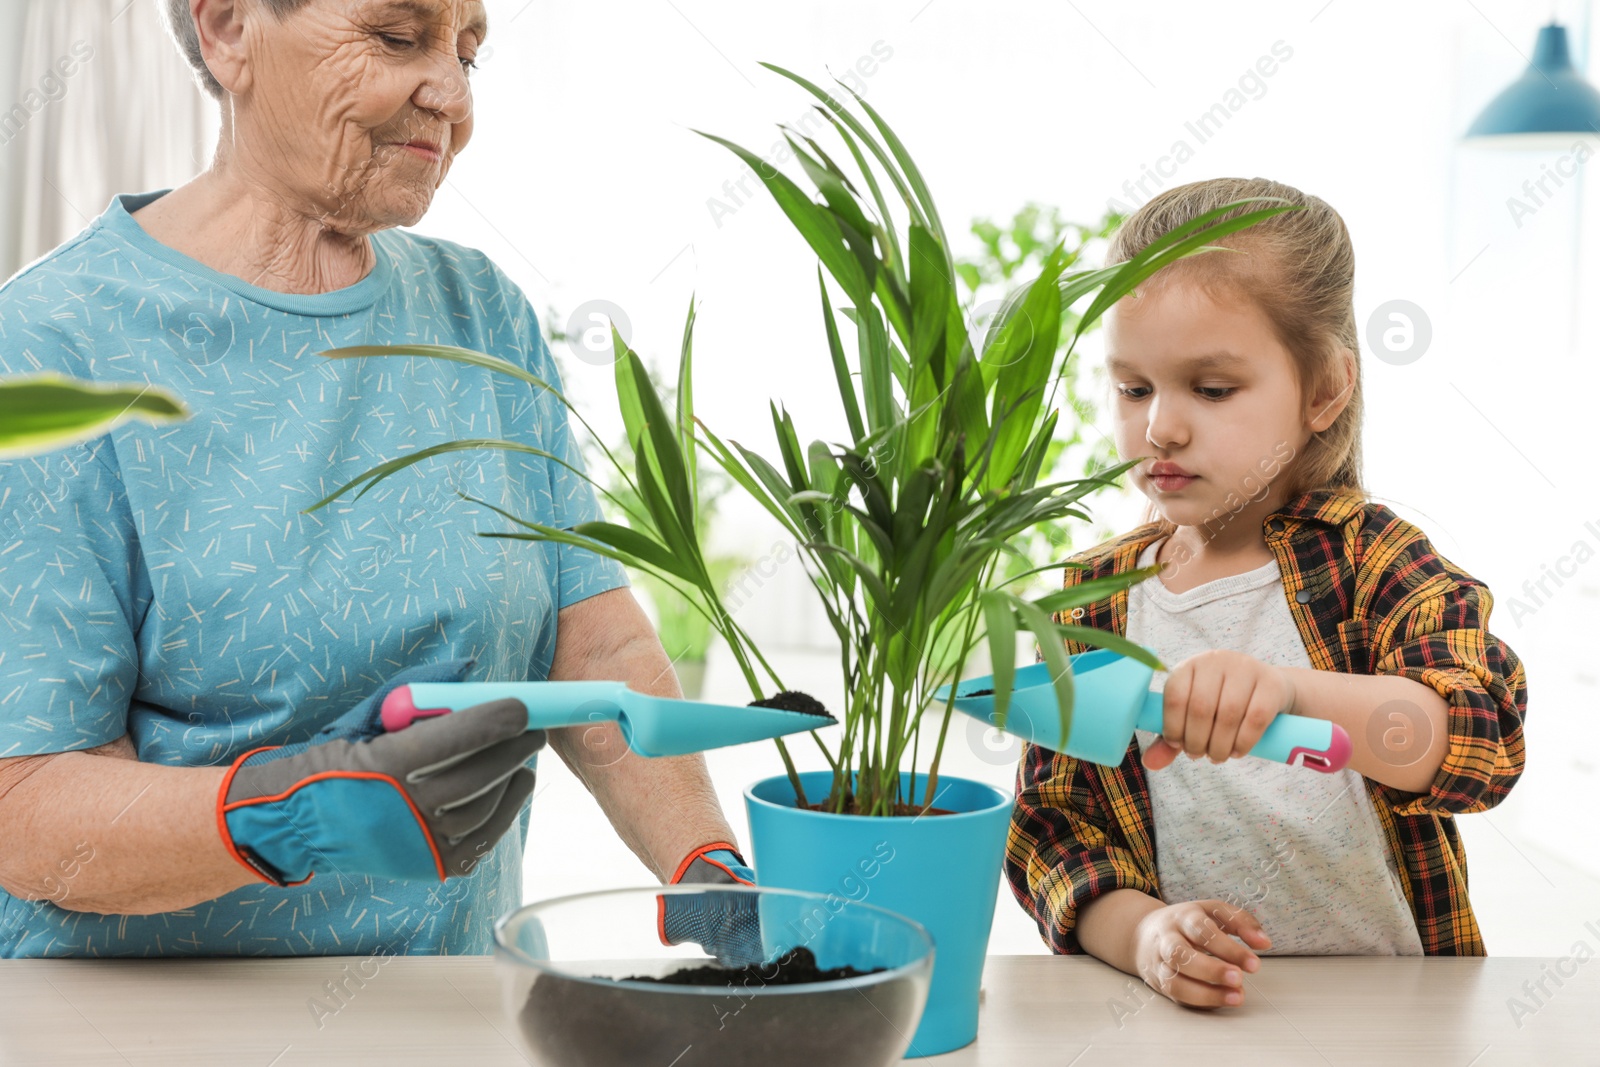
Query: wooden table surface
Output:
[[0, 953, 1592, 1066]]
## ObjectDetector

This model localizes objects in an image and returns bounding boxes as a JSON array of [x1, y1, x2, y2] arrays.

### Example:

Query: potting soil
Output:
[[622, 946, 882, 986], [748, 690, 831, 718], [515, 948, 920, 1066]]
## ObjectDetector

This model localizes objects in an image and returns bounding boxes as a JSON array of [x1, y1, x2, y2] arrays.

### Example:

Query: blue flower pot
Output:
[[745, 770, 1012, 1057]]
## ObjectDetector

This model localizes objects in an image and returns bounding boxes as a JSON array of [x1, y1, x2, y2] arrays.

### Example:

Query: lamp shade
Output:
[[1465, 22, 1600, 147]]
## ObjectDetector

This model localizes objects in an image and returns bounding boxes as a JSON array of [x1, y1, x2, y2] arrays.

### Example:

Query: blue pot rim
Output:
[[744, 771, 1013, 823], [493, 884, 936, 996]]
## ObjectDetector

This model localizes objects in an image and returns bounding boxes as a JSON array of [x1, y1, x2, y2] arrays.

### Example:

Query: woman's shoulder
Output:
[[0, 224, 112, 302], [375, 228, 543, 339], [377, 230, 529, 302], [0, 229, 113, 376]]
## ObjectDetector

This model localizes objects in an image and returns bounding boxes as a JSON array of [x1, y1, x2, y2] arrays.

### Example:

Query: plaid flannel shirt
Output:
[[1005, 486, 1528, 956]]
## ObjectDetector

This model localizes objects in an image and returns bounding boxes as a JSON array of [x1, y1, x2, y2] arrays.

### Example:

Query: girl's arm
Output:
[[1312, 554, 1527, 815], [1278, 667, 1450, 794], [1076, 887, 1166, 973], [1006, 741, 1162, 955]]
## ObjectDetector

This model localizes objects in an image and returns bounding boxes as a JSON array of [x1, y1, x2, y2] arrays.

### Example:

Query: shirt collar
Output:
[[97, 189, 394, 317], [1103, 484, 1368, 567], [1263, 485, 1368, 532]]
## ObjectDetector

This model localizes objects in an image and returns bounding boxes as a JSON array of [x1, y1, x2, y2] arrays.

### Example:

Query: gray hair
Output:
[[161, 0, 312, 101]]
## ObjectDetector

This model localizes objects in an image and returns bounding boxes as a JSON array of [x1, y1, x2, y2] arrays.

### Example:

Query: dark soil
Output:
[[957, 686, 995, 697], [622, 946, 883, 987], [518, 956, 921, 1066], [801, 798, 957, 817], [749, 690, 834, 720]]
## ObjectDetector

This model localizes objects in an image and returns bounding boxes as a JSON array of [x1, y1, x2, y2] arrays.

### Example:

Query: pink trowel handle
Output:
[[1137, 690, 1353, 772], [380, 685, 454, 732], [1287, 723, 1354, 773]]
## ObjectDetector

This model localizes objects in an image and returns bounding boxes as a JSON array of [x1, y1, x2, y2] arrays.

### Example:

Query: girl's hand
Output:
[[1143, 649, 1296, 772], [1131, 899, 1272, 1008]]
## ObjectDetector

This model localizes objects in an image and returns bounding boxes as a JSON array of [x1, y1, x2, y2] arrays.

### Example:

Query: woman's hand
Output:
[[1131, 899, 1272, 1008], [1143, 650, 1296, 771]]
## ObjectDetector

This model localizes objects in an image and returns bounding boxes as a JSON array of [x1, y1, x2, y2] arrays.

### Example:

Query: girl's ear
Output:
[[1307, 346, 1357, 432]]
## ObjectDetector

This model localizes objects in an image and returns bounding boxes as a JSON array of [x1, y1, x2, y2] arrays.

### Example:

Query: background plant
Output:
[[308, 66, 1291, 818]]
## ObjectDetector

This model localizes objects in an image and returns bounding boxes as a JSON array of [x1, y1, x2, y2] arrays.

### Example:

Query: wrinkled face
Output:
[[1107, 277, 1318, 533], [240, 0, 487, 231]]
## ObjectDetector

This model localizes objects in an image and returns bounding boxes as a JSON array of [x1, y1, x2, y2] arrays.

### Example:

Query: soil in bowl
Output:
[[515, 946, 922, 1067], [621, 946, 882, 986]]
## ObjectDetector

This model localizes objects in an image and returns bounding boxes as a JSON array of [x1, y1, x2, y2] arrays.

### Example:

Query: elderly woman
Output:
[[0, 0, 752, 957]]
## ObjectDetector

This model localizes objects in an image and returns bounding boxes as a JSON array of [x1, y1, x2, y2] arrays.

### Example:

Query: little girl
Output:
[[1004, 177, 1527, 1012]]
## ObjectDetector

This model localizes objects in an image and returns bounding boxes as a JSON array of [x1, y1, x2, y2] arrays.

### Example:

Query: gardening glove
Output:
[[674, 843, 757, 887], [218, 659, 545, 886], [659, 842, 764, 967]]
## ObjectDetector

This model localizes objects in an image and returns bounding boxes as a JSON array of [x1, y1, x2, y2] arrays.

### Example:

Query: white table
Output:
[[0, 954, 1591, 1065]]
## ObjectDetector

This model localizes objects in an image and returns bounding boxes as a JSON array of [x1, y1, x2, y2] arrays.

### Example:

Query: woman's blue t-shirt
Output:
[[0, 189, 629, 957]]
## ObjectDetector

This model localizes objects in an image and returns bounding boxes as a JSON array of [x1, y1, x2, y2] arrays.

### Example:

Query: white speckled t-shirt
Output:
[[0, 190, 630, 957], [1129, 538, 1423, 955]]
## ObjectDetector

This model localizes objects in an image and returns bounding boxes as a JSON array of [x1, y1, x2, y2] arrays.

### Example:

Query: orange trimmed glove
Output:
[[217, 659, 543, 886], [658, 842, 761, 967]]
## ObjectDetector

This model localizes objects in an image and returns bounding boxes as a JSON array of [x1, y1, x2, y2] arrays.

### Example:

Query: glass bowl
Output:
[[493, 884, 935, 1067]]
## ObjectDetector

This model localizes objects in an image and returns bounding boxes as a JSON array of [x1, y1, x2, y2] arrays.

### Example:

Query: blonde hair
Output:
[[1103, 177, 1365, 537]]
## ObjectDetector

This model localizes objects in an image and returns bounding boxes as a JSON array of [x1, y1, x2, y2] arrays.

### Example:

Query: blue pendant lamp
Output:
[[1465, 20, 1600, 148]]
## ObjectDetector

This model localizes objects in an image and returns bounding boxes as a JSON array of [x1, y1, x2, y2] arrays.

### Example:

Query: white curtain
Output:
[[8, 0, 217, 271]]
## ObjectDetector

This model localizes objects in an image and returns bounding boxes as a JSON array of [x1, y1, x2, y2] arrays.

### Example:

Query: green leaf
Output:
[[759, 63, 928, 233], [676, 297, 700, 508], [979, 590, 1018, 727], [981, 246, 1066, 490], [617, 348, 696, 537], [905, 223, 954, 465], [785, 132, 877, 278], [810, 542, 892, 610], [319, 343, 628, 478], [845, 87, 950, 252], [697, 419, 807, 541], [301, 437, 569, 513], [1016, 408, 1060, 487], [631, 434, 701, 576], [1031, 563, 1164, 616], [570, 520, 700, 584], [1075, 200, 1299, 333], [322, 342, 550, 391], [1014, 595, 1075, 755], [770, 403, 810, 492], [695, 130, 871, 304], [733, 441, 810, 530], [817, 272, 867, 444], [807, 105, 905, 280], [855, 304, 896, 437], [1051, 623, 1167, 672], [0, 375, 187, 459]]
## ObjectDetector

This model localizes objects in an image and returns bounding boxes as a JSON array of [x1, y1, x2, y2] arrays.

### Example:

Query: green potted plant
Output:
[[306, 66, 1290, 1055]]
